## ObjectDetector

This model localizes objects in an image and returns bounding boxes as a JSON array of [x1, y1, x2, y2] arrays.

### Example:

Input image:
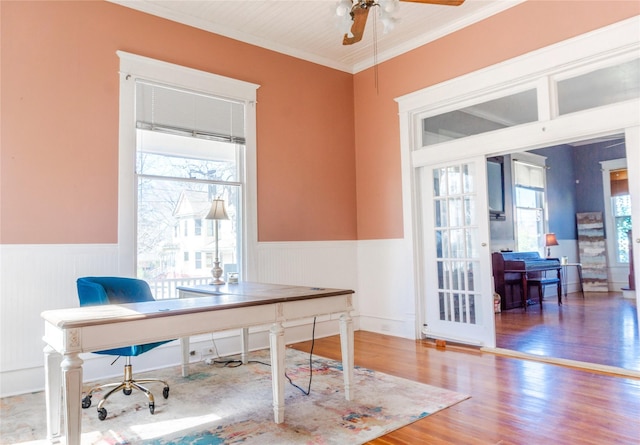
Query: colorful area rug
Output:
[[1, 348, 468, 444]]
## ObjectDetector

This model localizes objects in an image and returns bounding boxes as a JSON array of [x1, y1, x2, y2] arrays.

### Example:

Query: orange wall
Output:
[[0, 0, 356, 244], [353, 0, 640, 240], [2, 1, 639, 244]]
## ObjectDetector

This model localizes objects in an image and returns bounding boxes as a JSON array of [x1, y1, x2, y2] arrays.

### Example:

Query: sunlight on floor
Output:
[[10, 412, 224, 444], [128, 412, 223, 439]]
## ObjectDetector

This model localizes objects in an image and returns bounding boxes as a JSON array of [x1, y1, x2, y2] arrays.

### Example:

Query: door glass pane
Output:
[[435, 199, 447, 227], [449, 197, 463, 227], [450, 229, 465, 258], [467, 261, 478, 291], [447, 166, 462, 195], [463, 163, 474, 193], [433, 168, 445, 196], [464, 196, 475, 226], [422, 89, 538, 146], [436, 230, 448, 258], [558, 58, 640, 115], [431, 162, 481, 326], [466, 228, 478, 258]]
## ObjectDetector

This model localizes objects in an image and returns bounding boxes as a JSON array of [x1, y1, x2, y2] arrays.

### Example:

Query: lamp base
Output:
[[210, 260, 225, 285]]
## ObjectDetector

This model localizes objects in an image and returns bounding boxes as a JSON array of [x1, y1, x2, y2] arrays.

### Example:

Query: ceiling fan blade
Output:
[[342, 6, 370, 45], [400, 0, 465, 5]]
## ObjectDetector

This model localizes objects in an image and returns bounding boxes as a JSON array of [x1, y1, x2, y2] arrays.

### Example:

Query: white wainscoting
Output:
[[0, 240, 371, 397], [356, 239, 417, 339], [0, 244, 121, 397]]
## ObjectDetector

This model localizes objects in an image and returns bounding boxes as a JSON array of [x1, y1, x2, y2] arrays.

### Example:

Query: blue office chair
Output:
[[77, 277, 173, 420]]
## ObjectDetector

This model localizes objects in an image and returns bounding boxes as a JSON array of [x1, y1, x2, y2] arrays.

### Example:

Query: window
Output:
[[118, 52, 259, 297], [557, 58, 640, 116], [610, 168, 632, 263], [601, 158, 632, 272], [136, 81, 244, 282], [513, 157, 547, 253], [421, 89, 538, 147]]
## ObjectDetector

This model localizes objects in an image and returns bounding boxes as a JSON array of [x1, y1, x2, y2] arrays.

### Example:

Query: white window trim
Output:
[[117, 51, 260, 278]]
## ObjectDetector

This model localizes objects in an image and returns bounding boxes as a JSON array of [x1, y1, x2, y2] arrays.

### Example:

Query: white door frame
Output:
[[397, 17, 640, 342]]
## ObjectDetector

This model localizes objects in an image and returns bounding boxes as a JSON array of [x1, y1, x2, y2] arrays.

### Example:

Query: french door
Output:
[[419, 156, 495, 347]]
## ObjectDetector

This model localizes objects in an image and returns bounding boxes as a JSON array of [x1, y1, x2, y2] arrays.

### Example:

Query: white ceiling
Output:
[[109, 0, 525, 73]]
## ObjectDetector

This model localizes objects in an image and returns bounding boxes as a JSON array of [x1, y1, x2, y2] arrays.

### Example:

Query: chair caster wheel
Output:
[[82, 395, 92, 409], [97, 407, 107, 421], [149, 402, 155, 415], [163, 386, 169, 399], [123, 388, 132, 395]]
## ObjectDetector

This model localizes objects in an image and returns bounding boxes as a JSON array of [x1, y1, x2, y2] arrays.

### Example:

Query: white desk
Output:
[[41, 282, 354, 445]]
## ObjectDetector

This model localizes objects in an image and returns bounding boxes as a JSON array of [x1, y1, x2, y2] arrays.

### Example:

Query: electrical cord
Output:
[[284, 316, 316, 396], [203, 317, 317, 396]]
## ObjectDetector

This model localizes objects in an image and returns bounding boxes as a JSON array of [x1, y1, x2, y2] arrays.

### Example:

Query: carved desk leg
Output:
[[44, 345, 62, 443], [339, 312, 354, 401], [61, 352, 83, 445], [241, 327, 249, 365], [269, 321, 285, 423], [180, 337, 190, 377]]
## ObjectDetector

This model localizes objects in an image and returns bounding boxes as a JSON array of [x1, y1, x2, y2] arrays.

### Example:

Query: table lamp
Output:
[[205, 198, 229, 285], [545, 233, 559, 258]]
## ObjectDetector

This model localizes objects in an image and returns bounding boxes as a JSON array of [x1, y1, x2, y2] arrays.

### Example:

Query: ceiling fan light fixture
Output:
[[335, 0, 353, 17], [339, 0, 465, 46]]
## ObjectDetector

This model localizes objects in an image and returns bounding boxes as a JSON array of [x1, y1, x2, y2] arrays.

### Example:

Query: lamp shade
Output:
[[545, 233, 559, 247], [205, 198, 229, 220]]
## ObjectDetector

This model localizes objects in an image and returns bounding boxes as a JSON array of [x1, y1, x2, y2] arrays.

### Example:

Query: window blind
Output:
[[136, 80, 245, 144], [514, 161, 545, 190], [610, 169, 629, 196]]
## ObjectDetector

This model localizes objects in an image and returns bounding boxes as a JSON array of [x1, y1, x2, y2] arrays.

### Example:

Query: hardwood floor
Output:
[[291, 330, 640, 444], [495, 291, 640, 372]]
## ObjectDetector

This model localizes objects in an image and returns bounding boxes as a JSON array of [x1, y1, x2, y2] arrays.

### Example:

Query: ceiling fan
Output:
[[337, 0, 466, 45]]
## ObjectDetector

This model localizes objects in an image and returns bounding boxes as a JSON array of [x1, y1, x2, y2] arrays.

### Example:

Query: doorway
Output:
[[397, 18, 640, 372], [491, 136, 639, 372]]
